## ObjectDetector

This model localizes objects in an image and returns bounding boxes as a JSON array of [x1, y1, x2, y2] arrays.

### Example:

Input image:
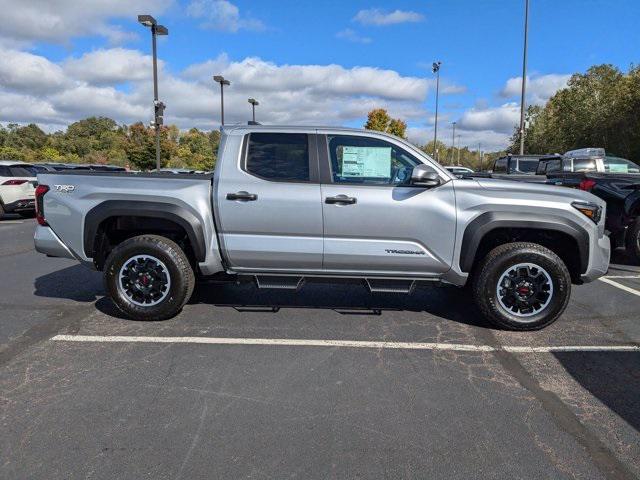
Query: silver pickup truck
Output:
[[34, 125, 610, 330]]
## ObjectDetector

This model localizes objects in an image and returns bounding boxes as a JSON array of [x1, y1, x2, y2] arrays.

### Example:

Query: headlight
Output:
[[572, 201, 602, 224]]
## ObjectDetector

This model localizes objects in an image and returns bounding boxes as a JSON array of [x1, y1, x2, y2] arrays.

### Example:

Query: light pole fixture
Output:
[[138, 14, 168, 171], [450, 121, 456, 166], [213, 75, 231, 125], [518, 0, 529, 155], [432, 61, 442, 162], [248, 98, 259, 123]]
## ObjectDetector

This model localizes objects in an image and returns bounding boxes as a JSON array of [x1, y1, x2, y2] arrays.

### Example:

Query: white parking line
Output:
[[50, 335, 640, 353], [599, 277, 640, 297], [602, 275, 640, 279]]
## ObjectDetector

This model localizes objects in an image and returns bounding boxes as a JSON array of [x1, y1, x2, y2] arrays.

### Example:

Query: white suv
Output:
[[0, 161, 37, 219]]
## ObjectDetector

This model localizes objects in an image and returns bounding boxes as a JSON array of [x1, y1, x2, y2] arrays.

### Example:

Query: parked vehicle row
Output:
[[541, 149, 640, 261], [34, 125, 610, 331], [0, 161, 37, 218]]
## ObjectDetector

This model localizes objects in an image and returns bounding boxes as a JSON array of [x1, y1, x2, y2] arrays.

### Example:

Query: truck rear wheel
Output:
[[104, 235, 195, 321], [472, 242, 571, 331]]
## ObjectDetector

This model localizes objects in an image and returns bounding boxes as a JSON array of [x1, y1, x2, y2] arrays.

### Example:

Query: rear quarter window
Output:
[[245, 133, 310, 182]]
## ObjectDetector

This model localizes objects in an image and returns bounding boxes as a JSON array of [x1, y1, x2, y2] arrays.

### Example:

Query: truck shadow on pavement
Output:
[[34, 264, 104, 302], [554, 351, 640, 433], [185, 280, 494, 329], [34, 265, 492, 328]]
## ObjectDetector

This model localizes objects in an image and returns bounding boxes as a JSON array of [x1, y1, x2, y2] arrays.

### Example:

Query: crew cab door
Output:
[[319, 133, 456, 276], [215, 132, 323, 271]]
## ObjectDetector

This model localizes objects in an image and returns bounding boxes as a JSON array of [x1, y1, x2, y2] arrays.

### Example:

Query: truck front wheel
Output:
[[104, 235, 195, 321], [472, 242, 571, 331]]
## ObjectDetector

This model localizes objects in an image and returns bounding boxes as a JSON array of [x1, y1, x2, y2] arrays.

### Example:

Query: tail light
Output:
[[2, 179, 29, 185], [578, 179, 596, 191], [35, 184, 49, 226]]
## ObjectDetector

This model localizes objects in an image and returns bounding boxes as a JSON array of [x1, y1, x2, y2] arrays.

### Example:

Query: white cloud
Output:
[[500, 73, 571, 105], [353, 8, 424, 26], [458, 102, 520, 134], [0, 0, 172, 45], [336, 29, 372, 44], [441, 84, 467, 95], [0, 46, 431, 132], [187, 0, 265, 32], [182, 56, 428, 102], [63, 48, 157, 86], [0, 49, 68, 93]]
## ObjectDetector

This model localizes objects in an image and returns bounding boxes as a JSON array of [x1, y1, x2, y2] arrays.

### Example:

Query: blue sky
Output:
[[0, 0, 638, 150]]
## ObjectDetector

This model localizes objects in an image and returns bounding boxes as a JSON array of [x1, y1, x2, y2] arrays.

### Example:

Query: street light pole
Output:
[[457, 134, 461, 166], [213, 76, 231, 125], [138, 15, 168, 171], [519, 0, 529, 155], [432, 61, 442, 162], [248, 98, 259, 123], [450, 121, 456, 166]]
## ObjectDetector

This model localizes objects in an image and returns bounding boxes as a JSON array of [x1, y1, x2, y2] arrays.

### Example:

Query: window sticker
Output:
[[341, 146, 392, 178]]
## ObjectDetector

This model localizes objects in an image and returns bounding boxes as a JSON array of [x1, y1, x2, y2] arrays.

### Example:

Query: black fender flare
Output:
[[84, 200, 206, 262], [459, 212, 590, 273]]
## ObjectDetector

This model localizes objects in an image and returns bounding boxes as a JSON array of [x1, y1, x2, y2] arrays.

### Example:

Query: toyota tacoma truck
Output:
[[33, 126, 610, 330]]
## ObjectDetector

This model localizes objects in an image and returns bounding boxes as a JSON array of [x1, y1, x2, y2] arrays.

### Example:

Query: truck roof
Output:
[[221, 124, 401, 138]]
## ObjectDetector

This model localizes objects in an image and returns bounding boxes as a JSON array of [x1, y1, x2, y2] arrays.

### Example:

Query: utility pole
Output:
[[138, 15, 168, 171], [450, 121, 456, 166], [248, 98, 259, 123], [519, 0, 529, 155], [213, 76, 231, 125], [432, 61, 442, 162]]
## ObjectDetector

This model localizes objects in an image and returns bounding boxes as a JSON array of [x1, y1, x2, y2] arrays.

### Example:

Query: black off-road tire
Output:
[[472, 242, 571, 331], [104, 235, 195, 321], [0, 203, 5, 220], [625, 220, 640, 263]]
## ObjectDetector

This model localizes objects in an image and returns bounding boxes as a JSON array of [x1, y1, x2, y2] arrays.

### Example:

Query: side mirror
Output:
[[411, 165, 441, 187]]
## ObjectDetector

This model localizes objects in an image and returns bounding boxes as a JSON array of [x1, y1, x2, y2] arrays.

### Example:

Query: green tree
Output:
[[364, 108, 407, 138], [125, 123, 158, 171], [509, 64, 640, 161]]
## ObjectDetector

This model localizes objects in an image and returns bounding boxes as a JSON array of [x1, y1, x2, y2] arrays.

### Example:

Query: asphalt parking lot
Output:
[[1, 216, 639, 479]]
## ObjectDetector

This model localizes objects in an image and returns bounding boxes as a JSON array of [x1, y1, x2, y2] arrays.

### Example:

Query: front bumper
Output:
[[4, 198, 35, 212], [580, 233, 611, 283], [34, 225, 75, 259]]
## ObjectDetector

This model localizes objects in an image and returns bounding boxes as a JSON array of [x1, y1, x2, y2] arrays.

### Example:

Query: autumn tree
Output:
[[364, 108, 407, 138]]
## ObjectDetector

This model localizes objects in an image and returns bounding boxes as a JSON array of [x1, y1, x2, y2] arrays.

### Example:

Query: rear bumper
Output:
[[4, 198, 35, 212], [34, 225, 75, 259], [580, 233, 611, 283]]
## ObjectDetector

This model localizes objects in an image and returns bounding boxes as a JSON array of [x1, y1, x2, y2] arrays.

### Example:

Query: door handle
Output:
[[325, 195, 357, 205], [226, 191, 258, 201]]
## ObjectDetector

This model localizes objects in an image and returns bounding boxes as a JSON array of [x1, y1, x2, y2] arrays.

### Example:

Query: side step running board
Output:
[[365, 279, 416, 294], [255, 275, 305, 291]]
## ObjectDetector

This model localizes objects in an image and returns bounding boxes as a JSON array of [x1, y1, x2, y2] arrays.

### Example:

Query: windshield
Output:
[[603, 156, 640, 174], [515, 158, 539, 173]]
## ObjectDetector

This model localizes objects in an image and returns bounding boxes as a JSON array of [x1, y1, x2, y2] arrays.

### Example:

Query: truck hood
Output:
[[473, 177, 604, 206]]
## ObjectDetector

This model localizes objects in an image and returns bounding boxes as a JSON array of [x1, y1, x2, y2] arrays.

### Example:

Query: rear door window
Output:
[[245, 133, 310, 182]]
